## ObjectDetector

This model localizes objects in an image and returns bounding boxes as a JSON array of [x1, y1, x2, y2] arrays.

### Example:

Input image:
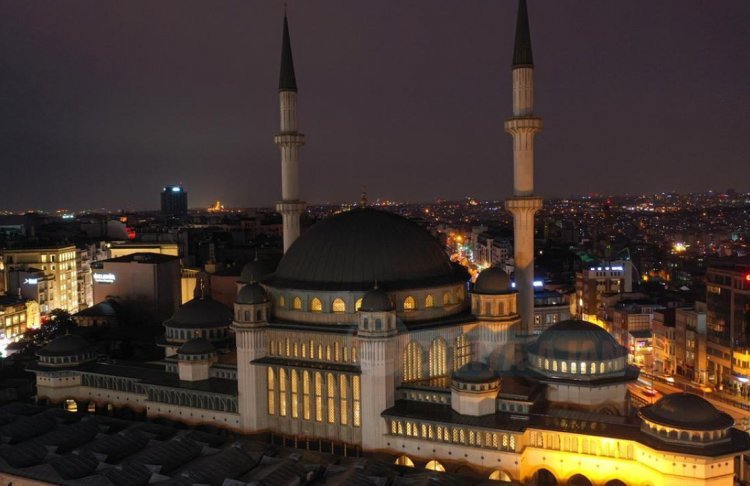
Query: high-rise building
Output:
[[161, 184, 188, 219], [705, 258, 750, 393], [2, 244, 79, 314]]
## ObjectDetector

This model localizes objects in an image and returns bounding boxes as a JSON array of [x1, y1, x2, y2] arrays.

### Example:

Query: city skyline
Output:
[[1, 1, 748, 211]]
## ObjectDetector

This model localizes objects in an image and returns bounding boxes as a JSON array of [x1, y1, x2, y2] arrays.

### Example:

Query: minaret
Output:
[[505, 0, 543, 335], [274, 13, 306, 253]]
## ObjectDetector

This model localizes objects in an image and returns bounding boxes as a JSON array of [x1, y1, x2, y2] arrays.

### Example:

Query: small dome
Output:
[[236, 283, 268, 305], [178, 337, 216, 356], [453, 361, 496, 383], [640, 393, 734, 431], [359, 288, 394, 312], [240, 260, 265, 284], [164, 298, 232, 329], [38, 335, 94, 357], [528, 319, 626, 362], [473, 267, 511, 294]]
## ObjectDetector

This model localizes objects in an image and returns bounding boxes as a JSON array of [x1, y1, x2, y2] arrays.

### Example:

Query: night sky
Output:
[[0, 1, 748, 212]]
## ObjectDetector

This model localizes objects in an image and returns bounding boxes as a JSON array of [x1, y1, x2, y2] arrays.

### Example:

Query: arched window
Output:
[[425, 294, 434, 308], [267, 368, 276, 415], [454, 334, 471, 370], [395, 455, 415, 467], [326, 373, 336, 424], [561, 361, 568, 373], [326, 345, 332, 361], [310, 298, 323, 312], [332, 298, 346, 313], [443, 292, 451, 306], [293, 297, 302, 310], [352, 375, 361, 427], [425, 460, 445, 472], [429, 338, 447, 377], [65, 399, 77, 413], [404, 296, 416, 311], [339, 375, 348, 425], [278, 295, 285, 307], [244, 311, 250, 321], [302, 370, 311, 420], [291, 369, 299, 418], [314, 372, 323, 422], [403, 341, 423, 381], [256, 309, 262, 321], [355, 298, 363, 311], [279, 368, 288, 416]]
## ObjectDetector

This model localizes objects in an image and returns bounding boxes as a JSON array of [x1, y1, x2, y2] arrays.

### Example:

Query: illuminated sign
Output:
[[511, 281, 544, 289], [23, 278, 39, 285], [93, 273, 116, 284], [172, 187, 181, 192]]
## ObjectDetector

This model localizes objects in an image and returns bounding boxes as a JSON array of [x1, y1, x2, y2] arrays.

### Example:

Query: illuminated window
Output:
[[425, 294, 434, 308], [326, 345, 332, 361], [571, 362, 577, 374], [561, 361, 568, 373], [314, 372, 323, 422], [355, 298, 363, 311], [267, 368, 276, 415], [279, 368, 288, 416], [318, 344, 323, 359], [352, 375, 362, 427], [293, 297, 302, 310], [332, 298, 346, 313], [403, 341, 423, 381], [293, 341, 299, 357], [311, 298, 323, 312], [403, 296, 416, 311], [352, 346, 358, 363], [327, 373, 336, 424], [600, 362, 606, 374], [335, 341, 341, 361], [270, 341, 277, 355], [285, 338, 291, 356], [302, 370, 311, 420], [278, 295, 285, 307], [443, 292, 451, 306], [65, 399, 77, 413], [343, 346, 349, 362], [429, 338, 447, 377], [454, 334, 471, 370], [339, 375, 348, 425], [580, 361, 586, 374], [425, 460, 445, 472], [391, 420, 398, 434], [552, 360, 558, 372], [291, 369, 299, 418], [87, 401, 96, 413], [301, 343, 307, 358], [395, 455, 415, 467], [590, 362, 596, 374]]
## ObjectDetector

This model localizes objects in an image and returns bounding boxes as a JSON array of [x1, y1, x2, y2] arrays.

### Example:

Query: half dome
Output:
[[164, 298, 233, 329], [265, 208, 467, 291], [640, 393, 734, 431], [527, 319, 626, 362]]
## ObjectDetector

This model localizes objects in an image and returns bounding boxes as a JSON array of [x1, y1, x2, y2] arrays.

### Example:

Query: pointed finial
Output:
[[279, 9, 298, 92], [359, 187, 368, 207], [512, 0, 534, 68]]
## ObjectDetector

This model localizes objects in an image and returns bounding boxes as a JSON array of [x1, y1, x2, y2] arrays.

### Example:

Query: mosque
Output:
[[27, 1, 750, 485]]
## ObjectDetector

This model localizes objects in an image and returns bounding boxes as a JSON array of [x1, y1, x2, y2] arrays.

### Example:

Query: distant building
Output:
[[652, 308, 676, 375], [161, 184, 188, 219], [675, 303, 707, 384], [532, 289, 571, 334], [0, 293, 40, 341], [2, 244, 79, 314], [705, 258, 750, 393], [73, 298, 124, 327], [92, 252, 181, 324], [575, 260, 633, 321]]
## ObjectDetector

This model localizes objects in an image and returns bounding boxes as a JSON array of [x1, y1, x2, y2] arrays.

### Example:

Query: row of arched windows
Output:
[[403, 335, 472, 382], [278, 289, 465, 314], [534, 355, 622, 376], [388, 419, 516, 451], [267, 367, 361, 427], [269, 338, 358, 363]]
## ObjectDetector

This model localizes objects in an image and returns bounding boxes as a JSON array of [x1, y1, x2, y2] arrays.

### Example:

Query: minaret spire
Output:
[[274, 10, 306, 253], [505, 0, 543, 336], [512, 0, 533, 68]]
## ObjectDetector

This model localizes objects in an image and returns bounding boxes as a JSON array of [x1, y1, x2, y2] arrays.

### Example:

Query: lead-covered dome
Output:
[[641, 393, 733, 431], [264, 209, 467, 291], [236, 283, 269, 305], [453, 361, 496, 383], [164, 298, 233, 329], [37, 335, 96, 367], [359, 288, 394, 312], [473, 267, 511, 294], [528, 319, 626, 362]]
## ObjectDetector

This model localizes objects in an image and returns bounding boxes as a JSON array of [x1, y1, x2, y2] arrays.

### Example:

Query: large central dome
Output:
[[265, 208, 467, 291]]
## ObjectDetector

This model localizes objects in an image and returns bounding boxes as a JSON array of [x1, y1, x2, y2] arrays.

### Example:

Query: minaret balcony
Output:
[[274, 133, 306, 146]]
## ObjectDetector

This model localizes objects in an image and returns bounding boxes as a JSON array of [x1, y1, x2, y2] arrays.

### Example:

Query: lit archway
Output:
[[64, 399, 77, 413], [310, 298, 323, 312], [567, 474, 592, 486], [395, 455, 415, 467], [489, 470, 512, 481], [531, 468, 557, 486], [332, 298, 346, 313], [404, 296, 416, 311], [87, 401, 96, 413], [425, 460, 445, 472]]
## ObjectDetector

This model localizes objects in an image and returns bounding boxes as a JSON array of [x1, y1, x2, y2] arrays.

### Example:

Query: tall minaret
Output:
[[274, 13, 306, 253], [505, 0, 542, 335]]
